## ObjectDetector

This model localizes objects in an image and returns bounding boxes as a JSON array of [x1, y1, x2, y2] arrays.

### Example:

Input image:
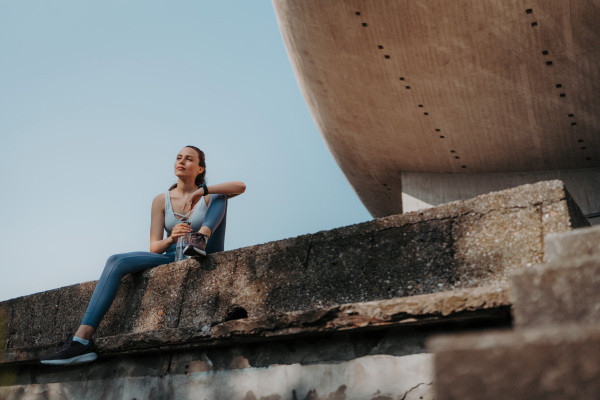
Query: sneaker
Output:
[[183, 232, 208, 257], [40, 337, 98, 365]]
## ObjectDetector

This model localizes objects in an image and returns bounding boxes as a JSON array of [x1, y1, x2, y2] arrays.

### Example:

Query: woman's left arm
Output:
[[184, 181, 246, 212]]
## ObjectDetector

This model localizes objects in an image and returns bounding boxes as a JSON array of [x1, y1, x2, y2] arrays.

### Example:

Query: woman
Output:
[[40, 145, 246, 365]]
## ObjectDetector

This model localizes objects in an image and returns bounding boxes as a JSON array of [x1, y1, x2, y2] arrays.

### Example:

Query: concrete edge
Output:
[[3, 285, 511, 365]]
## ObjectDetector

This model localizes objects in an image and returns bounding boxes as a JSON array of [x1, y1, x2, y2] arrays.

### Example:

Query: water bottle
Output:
[[175, 236, 187, 262]]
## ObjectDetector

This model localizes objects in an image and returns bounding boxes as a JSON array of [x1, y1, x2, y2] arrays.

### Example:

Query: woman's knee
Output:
[[104, 253, 133, 276]]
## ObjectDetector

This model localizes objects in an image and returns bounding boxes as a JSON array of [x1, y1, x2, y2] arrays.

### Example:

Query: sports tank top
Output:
[[164, 191, 208, 236]]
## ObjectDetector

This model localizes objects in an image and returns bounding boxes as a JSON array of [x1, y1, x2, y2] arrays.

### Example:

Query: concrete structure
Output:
[[272, 0, 600, 222], [428, 224, 600, 400], [0, 181, 588, 399]]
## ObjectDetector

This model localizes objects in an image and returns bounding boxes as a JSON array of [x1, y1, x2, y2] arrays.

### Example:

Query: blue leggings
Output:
[[81, 194, 228, 329]]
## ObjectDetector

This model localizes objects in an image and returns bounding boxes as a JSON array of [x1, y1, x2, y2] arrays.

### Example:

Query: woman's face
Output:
[[174, 147, 204, 180]]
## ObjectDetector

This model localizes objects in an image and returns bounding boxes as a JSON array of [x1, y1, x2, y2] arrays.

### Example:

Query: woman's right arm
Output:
[[150, 193, 173, 254]]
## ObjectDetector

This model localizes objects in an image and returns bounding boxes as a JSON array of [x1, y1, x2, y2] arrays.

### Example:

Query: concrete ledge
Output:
[[0, 180, 587, 364], [427, 324, 600, 400], [3, 286, 510, 364], [544, 224, 600, 263], [511, 257, 600, 329]]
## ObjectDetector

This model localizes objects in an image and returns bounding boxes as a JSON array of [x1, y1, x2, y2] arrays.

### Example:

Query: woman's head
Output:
[[171, 146, 206, 189]]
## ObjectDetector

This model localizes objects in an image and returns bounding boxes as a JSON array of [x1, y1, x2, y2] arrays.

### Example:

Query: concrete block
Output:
[[545, 225, 600, 263], [510, 256, 600, 328], [428, 324, 600, 400]]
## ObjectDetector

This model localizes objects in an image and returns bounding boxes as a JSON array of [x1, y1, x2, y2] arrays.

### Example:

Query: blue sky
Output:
[[0, 1, 372, 302]]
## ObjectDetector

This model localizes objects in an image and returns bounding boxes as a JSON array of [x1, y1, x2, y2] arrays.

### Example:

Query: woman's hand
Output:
[[170, 222, 193, 241], [183, 188, 204, 213]]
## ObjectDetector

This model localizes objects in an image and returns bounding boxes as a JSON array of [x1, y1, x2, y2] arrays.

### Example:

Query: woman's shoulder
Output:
[[152, 192, 166, 208]]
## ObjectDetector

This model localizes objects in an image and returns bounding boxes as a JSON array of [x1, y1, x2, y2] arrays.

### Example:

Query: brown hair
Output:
[[169, 145, 206, 190]]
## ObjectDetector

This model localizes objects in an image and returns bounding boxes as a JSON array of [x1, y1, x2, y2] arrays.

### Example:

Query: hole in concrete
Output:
[[440, 136, 445, 138], [581, 147, 587, 150], [455, 156, 460, 159], [578, 139, 584, 143], [546, 61, 553, 66], [542, 50, 549, 55], [572, 122, 577, 126], [435, 129, 441, 132], [222, 306, 248, 322], [526, 8, 533, 14], [418, 104, 423, 107], [531, 22, 538, 27], [461, 165, 467, 168], [556, 83, 562, 88], [355, 11, 361, 15], [569, 113, 575, 117], [560, 93, 566, 97], [586, 157, 592, 161], [450, 150, 456, 153], [378, 45, 384, 49], [383, 183, 388, 186], [424, 112, 429, 115], [399, 77, 405, 80], [362, 22, 368, 27], [385, 55, 390, 59], [406, 86, 411, 89]]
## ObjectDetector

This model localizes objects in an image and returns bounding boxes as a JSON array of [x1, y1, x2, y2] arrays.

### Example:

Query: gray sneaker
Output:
[[183, 232, 208, 257]]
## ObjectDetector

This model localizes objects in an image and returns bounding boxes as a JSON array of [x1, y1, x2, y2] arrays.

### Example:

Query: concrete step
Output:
[[544, 224, 600, 263], [510, 256, 600, 329], [427, 324, 600, 400], [510, 225, 600, 329]]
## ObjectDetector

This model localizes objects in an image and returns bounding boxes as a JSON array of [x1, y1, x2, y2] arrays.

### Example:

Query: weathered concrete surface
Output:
[[0, 180, 586, 365], [511, 256, 600, 329], [272, 0, 600, 217], [428, 324, 600, 400], [0, 354, 435, 400], [0, 288, 512, 399], [544, 224, 600, 263], [4, 285, 510, 363]]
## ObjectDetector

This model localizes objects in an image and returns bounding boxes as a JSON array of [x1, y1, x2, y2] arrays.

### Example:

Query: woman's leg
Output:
[[201, 194, 227, 255], [41, 251, 175, 365], [79, 251, 175, 335]]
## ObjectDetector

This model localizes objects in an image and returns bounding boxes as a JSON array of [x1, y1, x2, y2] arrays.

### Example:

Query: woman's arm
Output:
[[184, 181, 246, 211], [149, 193, 173, 254], [150, 193, 194, 253]]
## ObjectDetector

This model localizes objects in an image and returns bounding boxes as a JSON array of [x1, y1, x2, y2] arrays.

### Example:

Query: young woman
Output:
[[40, 145, 246, 365]]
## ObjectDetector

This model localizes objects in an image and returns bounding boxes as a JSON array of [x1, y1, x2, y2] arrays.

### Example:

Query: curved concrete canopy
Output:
[[273, 0, 600, 216]]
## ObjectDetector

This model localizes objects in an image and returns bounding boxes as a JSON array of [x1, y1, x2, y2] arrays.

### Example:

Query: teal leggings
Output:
[[81, 194, 227, 328]]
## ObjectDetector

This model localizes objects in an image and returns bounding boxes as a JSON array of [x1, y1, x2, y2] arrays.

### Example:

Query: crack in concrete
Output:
[[302, 240, 313, 270], [174, 267, 194, 329], [400, 381, 434, 400]]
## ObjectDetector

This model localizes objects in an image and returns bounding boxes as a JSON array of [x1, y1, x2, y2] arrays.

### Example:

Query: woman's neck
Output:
[[174, 179, 198, 195]]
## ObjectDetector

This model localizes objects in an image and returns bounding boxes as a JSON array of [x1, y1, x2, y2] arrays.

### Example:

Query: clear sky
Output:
[[0, 1, 372, 302]]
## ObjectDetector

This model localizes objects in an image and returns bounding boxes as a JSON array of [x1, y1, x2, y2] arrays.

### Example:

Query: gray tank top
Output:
[[164, 191, 208, 236]]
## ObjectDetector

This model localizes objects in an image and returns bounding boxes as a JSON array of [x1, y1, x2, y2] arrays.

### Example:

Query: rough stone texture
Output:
[[427, 324, 600, 400], [0, 180, 586, 365], [544, 224, 600, 263], [0, 354, 435, 400], [511, 257, 600, 329], [2, 285, 510, 363]]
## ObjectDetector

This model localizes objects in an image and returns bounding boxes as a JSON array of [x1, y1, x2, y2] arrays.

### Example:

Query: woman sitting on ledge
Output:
[[40, 145, 246, 365]]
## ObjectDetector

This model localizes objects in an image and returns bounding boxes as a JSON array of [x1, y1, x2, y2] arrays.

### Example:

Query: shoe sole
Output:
[[183, 245, 206, 257], [40, 352, 98, 365]]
